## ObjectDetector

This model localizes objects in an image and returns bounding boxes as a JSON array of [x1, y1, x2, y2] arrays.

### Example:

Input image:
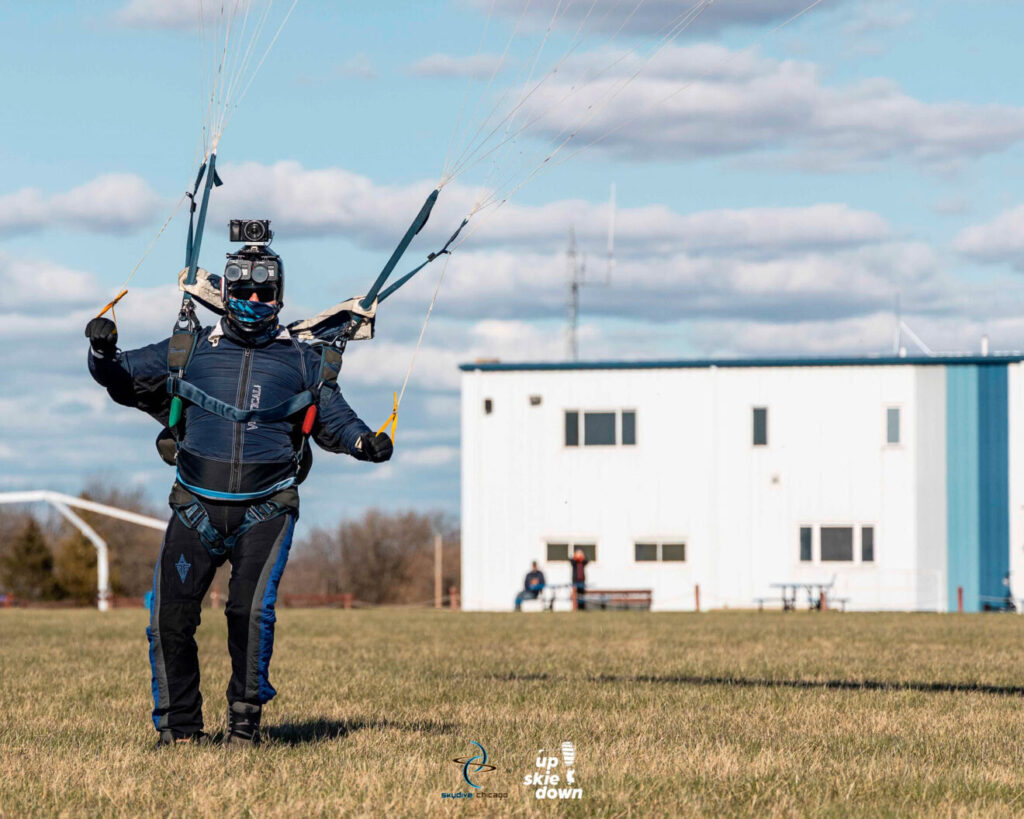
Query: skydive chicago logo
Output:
[[455, 742, 495, 789], [440, 742, 507, 800], [524, 741, 583, 800]]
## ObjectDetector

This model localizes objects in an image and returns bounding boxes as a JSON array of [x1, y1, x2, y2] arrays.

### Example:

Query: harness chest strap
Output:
[[163, 334, 347, 477], [168, 377, 315, 424]]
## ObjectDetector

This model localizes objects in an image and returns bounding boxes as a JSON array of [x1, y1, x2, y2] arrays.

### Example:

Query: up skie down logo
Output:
[[453, 741, 496, 789]]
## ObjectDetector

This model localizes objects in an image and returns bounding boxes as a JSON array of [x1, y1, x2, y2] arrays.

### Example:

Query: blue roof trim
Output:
[[459, 355, 1024, 372]]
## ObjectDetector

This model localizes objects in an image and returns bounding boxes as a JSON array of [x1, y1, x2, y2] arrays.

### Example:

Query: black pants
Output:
[[146, 499, 296, 736]]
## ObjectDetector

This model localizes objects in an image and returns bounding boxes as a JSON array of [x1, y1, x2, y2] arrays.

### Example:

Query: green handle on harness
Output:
[[169, 396, 183, 428]]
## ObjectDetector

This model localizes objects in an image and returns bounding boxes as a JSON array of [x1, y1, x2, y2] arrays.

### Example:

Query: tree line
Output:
[[0, 483, 460, 606]]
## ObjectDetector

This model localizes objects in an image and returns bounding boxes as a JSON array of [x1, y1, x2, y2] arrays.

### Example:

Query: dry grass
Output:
[[3, 609, 1024, 817]]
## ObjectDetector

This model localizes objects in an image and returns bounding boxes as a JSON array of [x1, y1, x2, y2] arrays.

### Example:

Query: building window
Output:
[[484, 399, 493, 415], [799, 527, 812, 562], [547, 543, 569, 561], [584, 412, 616, 445], [565, 411, 579, 446], [565, 409, 636, 448], [548, 542, 597, 562], [886, 408, 900, 445], [753, 407, 768, 446], [634, 542, 686, 562], [661, 543, 686, 562], [635, 543, 657, 562], [575, 543, 597, 562], [622, 411, 636, 445], [820, 527, 854, 562], [862, 527, 875, 562]]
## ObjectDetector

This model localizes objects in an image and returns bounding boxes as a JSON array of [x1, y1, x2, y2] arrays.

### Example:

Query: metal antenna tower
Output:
[[566, 184, 615, 361], [567, 225, 584, 360]]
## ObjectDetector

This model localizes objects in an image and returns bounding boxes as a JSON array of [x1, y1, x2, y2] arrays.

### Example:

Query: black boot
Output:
[[225, 701, 262, 747], [154, 730, 210, 748]]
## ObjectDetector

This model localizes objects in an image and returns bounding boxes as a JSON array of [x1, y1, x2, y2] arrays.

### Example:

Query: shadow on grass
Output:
[[588, 674, 1024, 698], [266, 717, 459, 745]]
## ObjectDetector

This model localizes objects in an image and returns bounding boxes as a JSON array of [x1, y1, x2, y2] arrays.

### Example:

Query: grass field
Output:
[[3, 609, 1024, 817]]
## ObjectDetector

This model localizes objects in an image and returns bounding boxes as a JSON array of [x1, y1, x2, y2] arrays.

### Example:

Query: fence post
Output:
[[820, 590, 827, 611], [694, 584, 700, 613], [434, 534, 443, 609], [957, 586, 964, 613], [449, 585, 459, 610]]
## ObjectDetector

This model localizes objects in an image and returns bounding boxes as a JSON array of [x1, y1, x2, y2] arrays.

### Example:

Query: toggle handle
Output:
[[301, 405, 317, 436]]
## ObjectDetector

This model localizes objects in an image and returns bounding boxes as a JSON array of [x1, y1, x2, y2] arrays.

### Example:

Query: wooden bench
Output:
[[580, 589, 652, 611]]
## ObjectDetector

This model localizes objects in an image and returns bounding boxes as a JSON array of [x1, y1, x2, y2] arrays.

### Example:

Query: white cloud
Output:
[[337, 54, 377, 80], [954, 206, 1024, 270], [209, 161, 890, 258], [399, 446, 459, 466], [472, 0, 851, 36], [0, 174, 163, 236], [691, 312, 1024, 359], [410, 53, 509, 79], [505, 44, 1024, 170], [113, 0, 232, 30], [843, 9, 914, 38], [0, 255, 104, 314]]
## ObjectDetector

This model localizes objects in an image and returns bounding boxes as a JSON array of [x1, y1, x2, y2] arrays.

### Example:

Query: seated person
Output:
[[514, 562, 546, 611]]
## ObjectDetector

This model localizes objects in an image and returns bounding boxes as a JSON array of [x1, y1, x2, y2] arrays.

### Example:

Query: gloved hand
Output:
[[85, 317, 118, 357], [357, 431, 393, 463]]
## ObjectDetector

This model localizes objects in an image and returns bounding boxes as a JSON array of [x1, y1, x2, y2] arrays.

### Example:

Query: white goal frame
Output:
[[0, 491, 166, 611]]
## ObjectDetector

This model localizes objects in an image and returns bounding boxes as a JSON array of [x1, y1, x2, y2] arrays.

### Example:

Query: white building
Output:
[[460, 356, 1024, 612]]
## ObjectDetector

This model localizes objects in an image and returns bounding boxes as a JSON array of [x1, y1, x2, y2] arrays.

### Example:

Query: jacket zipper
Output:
[[229, 348, 253, 493]]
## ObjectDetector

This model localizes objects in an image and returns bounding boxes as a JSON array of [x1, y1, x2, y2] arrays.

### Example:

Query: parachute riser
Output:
[[360, 188, 440, 310]]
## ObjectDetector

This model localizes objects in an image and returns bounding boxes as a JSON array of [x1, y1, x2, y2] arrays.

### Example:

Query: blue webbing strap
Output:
[[174, 496, 288, 557], [185, 153, 223, 286], [360, 188, 440, 310], [168, 378, 314, 423], [377, 216, 469, 303], [184, 161, 207, 269]]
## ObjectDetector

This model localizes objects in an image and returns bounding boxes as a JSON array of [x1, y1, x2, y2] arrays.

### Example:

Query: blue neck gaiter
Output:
[[225, 297, 281, 342]]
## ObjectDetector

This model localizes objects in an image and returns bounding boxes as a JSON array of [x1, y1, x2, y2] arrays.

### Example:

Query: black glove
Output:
[[85, 317, 118, 357], [357, 432, 393, 463]]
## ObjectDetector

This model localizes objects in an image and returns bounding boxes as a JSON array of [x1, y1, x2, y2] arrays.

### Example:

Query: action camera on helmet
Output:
[[229, 219, 273, 245], [223, 219, 284, 303]]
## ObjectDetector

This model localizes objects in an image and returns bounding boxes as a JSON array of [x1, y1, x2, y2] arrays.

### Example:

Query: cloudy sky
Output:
[[3, 0, 1024, 525]]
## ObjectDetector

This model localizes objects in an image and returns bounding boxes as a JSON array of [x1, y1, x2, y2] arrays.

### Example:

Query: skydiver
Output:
[[85, 233, 392, 747]]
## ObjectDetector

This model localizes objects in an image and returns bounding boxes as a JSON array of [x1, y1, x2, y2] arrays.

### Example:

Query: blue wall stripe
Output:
[[946, 366, 980, 611], [977, 365, 1010, 605]]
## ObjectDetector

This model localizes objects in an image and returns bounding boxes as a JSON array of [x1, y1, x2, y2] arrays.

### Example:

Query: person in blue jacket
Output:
[[514, 562, 546, 611], [86, 242, 391, 747]]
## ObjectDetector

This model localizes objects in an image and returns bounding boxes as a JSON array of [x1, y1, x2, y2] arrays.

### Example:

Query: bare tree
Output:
[[75, 481, 165, 596], [283, 508, 460, 605]]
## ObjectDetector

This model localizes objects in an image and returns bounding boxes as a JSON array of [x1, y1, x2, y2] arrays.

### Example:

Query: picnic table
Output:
[[763, 577, 844, 611]]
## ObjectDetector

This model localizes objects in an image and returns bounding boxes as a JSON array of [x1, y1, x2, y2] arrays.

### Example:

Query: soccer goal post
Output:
[[0, 491, 165, 611]]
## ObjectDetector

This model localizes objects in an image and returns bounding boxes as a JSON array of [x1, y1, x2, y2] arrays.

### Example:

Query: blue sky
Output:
[[4, 0, 1024, 525]]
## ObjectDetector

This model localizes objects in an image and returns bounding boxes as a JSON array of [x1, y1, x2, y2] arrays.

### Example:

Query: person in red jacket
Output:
[[571, 549, 589, 610]]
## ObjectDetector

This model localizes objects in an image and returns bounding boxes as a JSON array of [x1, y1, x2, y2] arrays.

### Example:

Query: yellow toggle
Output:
[[96, 289, 128, 319], [377, 391, 398, 444]]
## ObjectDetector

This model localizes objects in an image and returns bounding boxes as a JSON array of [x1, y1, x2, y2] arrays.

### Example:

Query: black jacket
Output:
[[524, 569, 545, 591], [89, 322, 371, 500]]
